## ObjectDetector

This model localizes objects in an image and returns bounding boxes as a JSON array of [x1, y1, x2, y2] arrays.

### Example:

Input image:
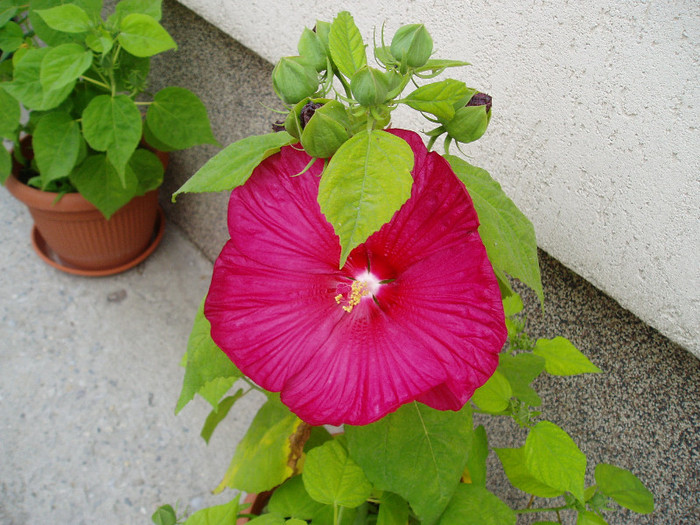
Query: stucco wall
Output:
[[175, 0, 699, 355]]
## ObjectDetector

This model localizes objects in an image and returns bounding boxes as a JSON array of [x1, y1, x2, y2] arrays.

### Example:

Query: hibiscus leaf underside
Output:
[[346, 402, 472, 525], [172, 132, 295, 200], [318, 130, 413, 268], [445, 155, 543, 305]]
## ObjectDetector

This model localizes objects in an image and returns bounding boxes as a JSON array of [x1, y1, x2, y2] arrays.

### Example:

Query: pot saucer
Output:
[[30, 206, 166, 277]]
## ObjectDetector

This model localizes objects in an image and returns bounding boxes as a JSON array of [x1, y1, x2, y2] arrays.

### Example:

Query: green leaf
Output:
[[268, 475, 325, 520], [403, 79, 470, 120], [502, 293, 523, 317], [471, 370, 512, 413], [85, 30, 113, 54], [525, 421, 586, 502], [129, 148, 164, 193], [318, 130, 413, 267], [246, 516, 286, 525], [437, 485, 516, 525], [151, 504, 177, 525], [0, 21, 23, 52], [303, 439, 372, 508], [118, 13, 176, 57], [328, 11, 366, 79], [40, 43, 93, 91], [81, 94, 142, 182], [176, 298, 242, 413], [4, 48, 74, 110], [116, 0, 162, 21], [463, 425, 488, 486], [577, 511, 608, 525], [216, 396, 302, 494], [497, 353, 545, 406], [346, 402, 472, 525], [0, 144, 10, 184], [33, 111, 81, 187], [0, 87, 20, 138], [595, 463, 654, 514], [35, 5, 92, 33], [377, 492, 409, 525], [182, 494, 240, 525], [415, 59, 470, 74], [0, 1, 18, 28], [69, 154, 139, 218], [199, 390, 243, 444], [533, 337, 602, 376], [494, 446, 564, 498], [172, 132, 295, 199], [146, 87, 218, 149], [446, 155, 543, 305]]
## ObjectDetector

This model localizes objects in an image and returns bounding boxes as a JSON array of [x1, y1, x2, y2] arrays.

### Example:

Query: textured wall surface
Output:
[[175, 0, 699, 355]]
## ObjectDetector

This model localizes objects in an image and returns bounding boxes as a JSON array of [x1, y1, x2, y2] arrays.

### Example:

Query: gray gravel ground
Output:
[[0, 188, 264, 524]]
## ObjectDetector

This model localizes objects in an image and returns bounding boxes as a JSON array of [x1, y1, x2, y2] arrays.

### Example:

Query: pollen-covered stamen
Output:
[[335, 272, 381, 313]]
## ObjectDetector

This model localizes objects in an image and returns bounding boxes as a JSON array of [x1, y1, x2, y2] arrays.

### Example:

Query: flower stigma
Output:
[[335, 271, 381, 313]]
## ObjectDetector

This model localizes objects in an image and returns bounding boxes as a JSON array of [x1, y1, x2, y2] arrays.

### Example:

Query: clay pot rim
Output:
[[5, 172, 103, 213]]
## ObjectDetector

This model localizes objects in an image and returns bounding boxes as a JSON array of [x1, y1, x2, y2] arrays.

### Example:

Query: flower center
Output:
[[335, 272, 381, 313]]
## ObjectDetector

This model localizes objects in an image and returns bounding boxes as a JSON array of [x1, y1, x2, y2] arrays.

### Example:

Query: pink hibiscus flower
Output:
[[205, 129, 507, 426]]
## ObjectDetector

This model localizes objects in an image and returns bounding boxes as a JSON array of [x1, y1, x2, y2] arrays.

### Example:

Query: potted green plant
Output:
[[0, 0, 217, 275], [153, 12, 654, 525]]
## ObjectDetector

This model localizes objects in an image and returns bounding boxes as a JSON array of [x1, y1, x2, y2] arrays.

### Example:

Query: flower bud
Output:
[[443, 92, 492, 144], [390, 24, 433, 69], [350, 66, 391, 107], [298, 28, 328, 72], [301, 100, 350, 158], [272, 56, 319, 105]]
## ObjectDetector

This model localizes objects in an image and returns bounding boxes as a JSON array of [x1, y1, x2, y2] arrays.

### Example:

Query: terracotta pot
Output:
[[5, 140, 167, 275]]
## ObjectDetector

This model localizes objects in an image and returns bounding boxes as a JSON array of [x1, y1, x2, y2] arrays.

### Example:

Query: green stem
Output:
[[134, 101, 152, 106], [81, 76, 111, 90]]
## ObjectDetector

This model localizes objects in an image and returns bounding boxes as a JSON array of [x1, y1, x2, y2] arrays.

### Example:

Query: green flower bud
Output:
[[390, 24, 433, 69], [350, 66, 391, 107], [298, 27, 327, 72], [272, 56, 319, 105], [443, 92, 492, 144], [300, 100, 350, 158]]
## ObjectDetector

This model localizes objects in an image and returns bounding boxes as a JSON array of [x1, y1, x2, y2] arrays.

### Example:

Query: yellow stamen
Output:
[[337, 280, 371, 313]]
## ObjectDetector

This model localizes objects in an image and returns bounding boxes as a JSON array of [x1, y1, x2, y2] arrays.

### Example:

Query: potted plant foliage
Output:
[[0, 0, 217, 275], [154, 12, 654, 525]]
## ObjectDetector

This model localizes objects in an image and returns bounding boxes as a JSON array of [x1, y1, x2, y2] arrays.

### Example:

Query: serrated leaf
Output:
[[182, 494, 240, 525], [81, 94, 142, 182], [577, 511, 608, 525], [0, 21, 23, 52], [437, 484, 516, 525], [172, 132, 295, 199], [32, 111, 81, 187], [176, 298, 241, 413], [4, 48, 74, 110], [403, 79, 470, 120], [303, 440, 372, 508], [318, 130, 413, 267], [497, 353, 545, 406], [0, 87, 20, 138], [116, 0, 162, 20], [346, 402, 472, 525], [216, 396, 301, 494], [118, 13, 176, 57], [446, 155, 544, 305], [495, 446, 564, 498], [199, 390, 243, 444], [471, 370, 512, 413], [40, 43, 93, 91], [594, 463, 654, 514], [533, 337, 602, 376], [35, 5, 92, 33], [146, 86, 218, 149], [463, 425, 488, 486], [0, 145, 10, 184], [268, 475, 324, 520], [69, 154, 139, 218], [328, 11, 366, 78], [525, 421, 586, 502]]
